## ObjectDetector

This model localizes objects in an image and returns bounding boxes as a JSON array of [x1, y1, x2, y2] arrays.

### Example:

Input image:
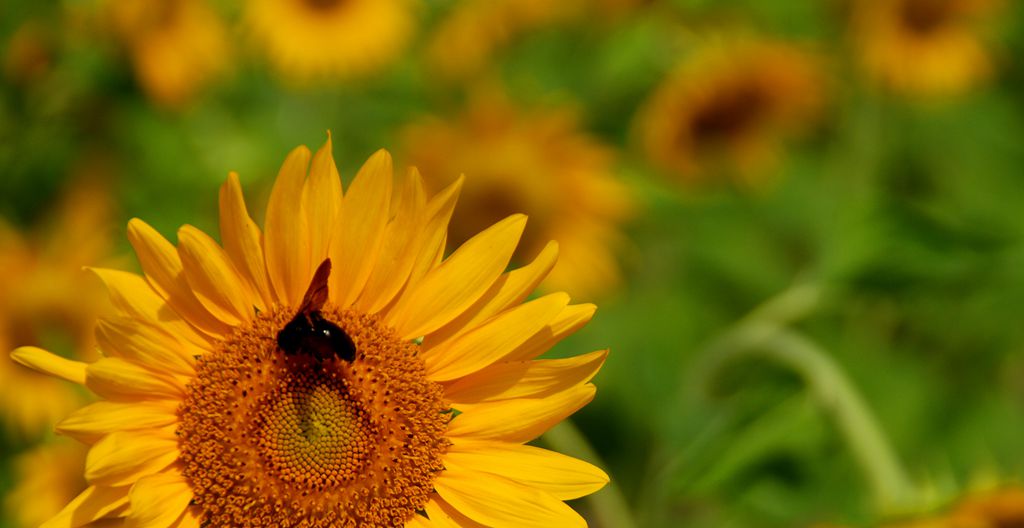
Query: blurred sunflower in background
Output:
[[12, 138, 608, 527], [245, 0, 415, 81], [634, 38, 825, 186], [2, 439, 87, 528], [0, 177, 115, 527], [3, 20, 55, 86], [401, 88, 633, 300], [947, 487, 1024, 527], [425, 0, 586, 81], [106, 0, 230, 108], [848, 0, 1002, 98], [881, 487, 1024, 527], [0, 179, 113, 438]]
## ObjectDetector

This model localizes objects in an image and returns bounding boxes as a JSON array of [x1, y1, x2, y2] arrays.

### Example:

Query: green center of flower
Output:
[[257, 369, 373, 487], [177, 306, 450, 527]]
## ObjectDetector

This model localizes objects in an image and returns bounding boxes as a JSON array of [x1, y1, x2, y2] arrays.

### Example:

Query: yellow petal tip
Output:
[[10, 346, 88, 385]]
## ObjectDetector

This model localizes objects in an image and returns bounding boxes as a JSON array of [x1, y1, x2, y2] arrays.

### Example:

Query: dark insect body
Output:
[[276, 259, 357, 362]]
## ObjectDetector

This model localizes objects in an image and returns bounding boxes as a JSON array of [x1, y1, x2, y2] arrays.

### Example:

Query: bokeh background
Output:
[[3, 0, 1024, 526]]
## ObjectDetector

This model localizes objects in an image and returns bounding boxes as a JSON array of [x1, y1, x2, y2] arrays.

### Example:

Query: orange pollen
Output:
[[177, 306, 451, 527]]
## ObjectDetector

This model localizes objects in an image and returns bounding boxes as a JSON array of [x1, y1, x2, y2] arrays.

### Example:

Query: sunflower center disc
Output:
[[689, 83, 767, 146], [900, 0, 953, 35], [178, 307, 450, 527], [302, 0, 349, 13]]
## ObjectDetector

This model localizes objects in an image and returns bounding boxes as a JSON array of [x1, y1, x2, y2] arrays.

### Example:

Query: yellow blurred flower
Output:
[[634, 38, 825, 186], [107, 0, 230, 108], [849, 0, 1001, 98], [426, 0, 584, 81], [245, 0, 415, 81], [943, 487, 1024, 527], [0, 178, 113, 437], [402, 89, 633, 299], [871, 486, 1024, 527], [425, 0, 648, 81], [2, 440, 87, 528]]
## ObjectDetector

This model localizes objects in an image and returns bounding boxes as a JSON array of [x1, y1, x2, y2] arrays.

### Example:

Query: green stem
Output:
[[686, 281, 824, 404], [744, 281, 824, 327], [650, 282, 824, 518], [542, 420, 638, 528], [702, 321, 918, 512]]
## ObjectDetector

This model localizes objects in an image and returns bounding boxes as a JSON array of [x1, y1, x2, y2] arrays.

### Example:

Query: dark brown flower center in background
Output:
[[177, 306, 449, 527], [302, 0, 349, 13], [983, 508, 1024, 528], [688, 82, 769, 147], [900, 0, 954, 35]]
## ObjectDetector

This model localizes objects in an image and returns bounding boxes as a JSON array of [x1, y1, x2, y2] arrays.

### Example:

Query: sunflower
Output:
[[106, 0, 230, 108], [401, 89, 633, 300], [634, 38, 824, 185], [425, 0, 584, 81], [3, 20, 55, 86], [245, 0, 414, 81], [942, 487, 1024, 527], [3, 440, 88, 528], [0, 178, 113, 438], [849, 0, 1000, 98], [12, 137, 609, 527], [875, 487, 1024, 527]]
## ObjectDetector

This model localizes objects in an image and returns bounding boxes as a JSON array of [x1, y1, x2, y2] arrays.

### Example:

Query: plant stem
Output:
[[702, 320, 919, 512], [543, 420, 639, 528]]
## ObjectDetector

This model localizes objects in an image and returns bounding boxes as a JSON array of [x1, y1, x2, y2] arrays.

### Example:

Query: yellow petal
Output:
[[85, 430, 179, 486], [177, 225, 256, 325], [57, 401, 179, 444], [357, 168, 428, 313], [446, 441, 608, 500], [424, 293, 570, 382], [406, 175, 463, 287], [447, 384, 595, 443], [169, 506, 202, 528], [434, 463, 586, 528], [96, 317, 196, 376], [423, 495, 486, 528], [88, 268, 215, 351], [127, 219, 232, 336], [303, 135, 343, 269], [444, 350, 607, 404], [41, 485, 130, 528], [86, 358, 185, 401], [329, 149, 393, 307], [424, 241, 558, 348], [219, 172, 274, 309], [389, 214, 525, 339], [505, 303, 597, 361], [264, 145, 312, 306], [125, 472, 194, 528], [10, 346, 86, 384]]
